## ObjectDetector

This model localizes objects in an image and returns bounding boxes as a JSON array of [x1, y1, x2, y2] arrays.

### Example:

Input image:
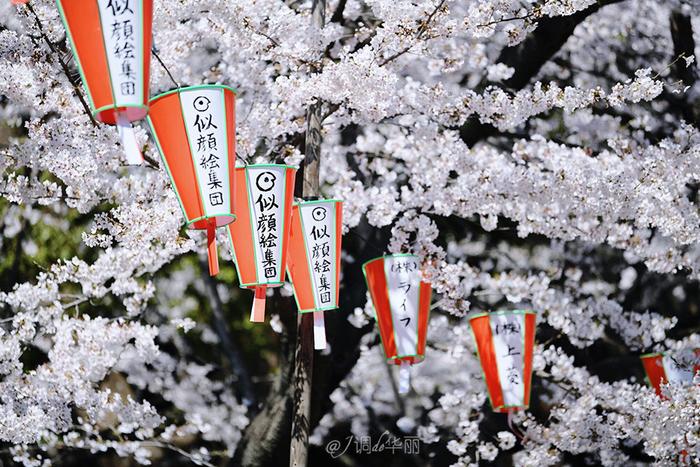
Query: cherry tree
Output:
[[1, 0, 699, 466]]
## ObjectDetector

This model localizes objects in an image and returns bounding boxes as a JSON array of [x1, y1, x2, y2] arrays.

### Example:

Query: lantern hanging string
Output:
[[250, 285, 267, 323], [398, 361, 410, 394], [151, 47, 180, 89]]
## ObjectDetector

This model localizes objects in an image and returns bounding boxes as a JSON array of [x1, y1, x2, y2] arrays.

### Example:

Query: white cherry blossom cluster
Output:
[[1, 0, 699, 465]]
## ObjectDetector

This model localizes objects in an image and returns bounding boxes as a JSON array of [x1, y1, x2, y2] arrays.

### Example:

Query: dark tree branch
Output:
[[232, 3, 632, 466], [200, 260, 257, 410], [378, 0, 447, 67], [459, 0, 624, 147], [330, 0, 347, 25], [231, 295, 297, 467], [670, 11, 697, 87], [25, 4, 98, 127], [667, 10, 699, 126]]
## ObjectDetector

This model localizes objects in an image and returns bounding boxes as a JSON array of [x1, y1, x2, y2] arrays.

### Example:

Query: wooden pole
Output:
[[290, 1, 325, 466]]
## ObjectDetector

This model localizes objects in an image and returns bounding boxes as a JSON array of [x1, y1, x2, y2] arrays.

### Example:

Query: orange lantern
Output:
[[362, 254, 432, 394], [56, 0, 153, 165], [640, 349, 700, 398], [147, 85, 237, 276], [287, 200, 343, 350], [469, 310, 536, 413], [227, 164, 297, 323]]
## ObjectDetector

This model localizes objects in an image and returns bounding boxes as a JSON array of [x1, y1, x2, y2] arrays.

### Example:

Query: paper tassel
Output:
[[313, 311, 326, 350], [116, 112, 143, 165], [206, 221, 219, 277], [398, 361, 410, 394], [250, 286, 267, 322]]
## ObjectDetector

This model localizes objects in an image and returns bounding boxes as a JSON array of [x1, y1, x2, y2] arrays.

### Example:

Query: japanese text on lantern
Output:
[[180, 89, 230, 216], [191, 95, 223, 208], [247, 167, 285, 283], [490, 314, 525, 405], [384, 256, 420, 356], [301, 203, 336, 307], [101, 0, 140, 102]]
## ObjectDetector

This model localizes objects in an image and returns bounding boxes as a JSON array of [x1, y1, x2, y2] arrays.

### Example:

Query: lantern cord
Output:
[[151, 47, 180, 89], [116, 112, 144, 165], [312, 311, 327, 350], [250, 286, 267, 322], [206, 221, 219, 276], [398, 361, 410, 394]]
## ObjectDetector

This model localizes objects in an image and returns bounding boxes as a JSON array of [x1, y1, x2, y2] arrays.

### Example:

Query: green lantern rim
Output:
[[468, 309, 537, 321], [361, 253, 418, 271], [149, 84, 239, 104]]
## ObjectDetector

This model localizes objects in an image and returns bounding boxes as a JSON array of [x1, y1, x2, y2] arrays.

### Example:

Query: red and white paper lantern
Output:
[[362, 254, 432, 394], [287, 200, 343, 350], [147, 84, 237, 276], [640, 349, 700, 398], [227, 164, 297, 323], [56, 0, 153, 164], [469, 310, 536, 412]]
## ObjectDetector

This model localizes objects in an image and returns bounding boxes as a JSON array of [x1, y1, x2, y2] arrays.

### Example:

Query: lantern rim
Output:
[[388, 354, 425, 365], [494, 405, 529, 413], [361, 253, 419, 271], [292, 199, 343, 207], [94, 104, 149, 124], [468, 309, 536, 321], [149, 84, 238, 105], [288, 262, 338, 313], [640, 352, 664, 359], [297, 305, 340, 314], [236, 163, 299, 171], [186, 214, 236, 230], [241, 281, 286, 288]]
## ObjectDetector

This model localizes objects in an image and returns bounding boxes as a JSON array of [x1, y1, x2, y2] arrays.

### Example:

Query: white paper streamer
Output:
[[398, 361, 410, 394], [313, 311, 326, 350], [116, 113, 143, 165]]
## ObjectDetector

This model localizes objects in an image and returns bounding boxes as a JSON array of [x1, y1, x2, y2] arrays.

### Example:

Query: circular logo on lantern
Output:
[[255, 171, 276, 192], [312, 206, 327, 221], [193, 95, 211, 112]]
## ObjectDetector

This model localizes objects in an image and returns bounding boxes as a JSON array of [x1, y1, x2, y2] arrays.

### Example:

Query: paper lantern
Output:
[[362, 254, 432, 394], [56, 0, 153, 164], [287, 200, 343, 350], [227, 164, 297, 323], [640, 349, 700, 398], [469, 310, 536, 413], [147, 84, 237, 276]]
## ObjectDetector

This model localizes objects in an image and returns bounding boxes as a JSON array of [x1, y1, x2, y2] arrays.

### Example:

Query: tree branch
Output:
[[25, 4, 98, 127], [199, 260, 257, 409], [458, 0, 623, 147]]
